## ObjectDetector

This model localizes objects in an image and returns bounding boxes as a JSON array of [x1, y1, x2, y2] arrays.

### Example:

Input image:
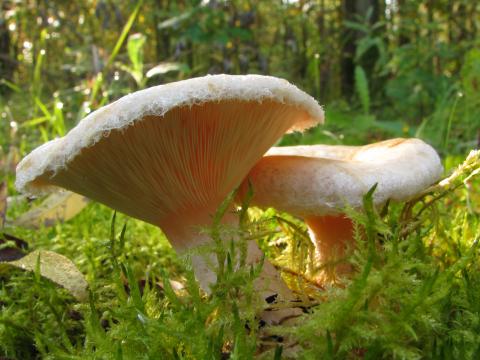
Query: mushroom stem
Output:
[[304, 214, 354, 283], [160, 209, 297, 321]]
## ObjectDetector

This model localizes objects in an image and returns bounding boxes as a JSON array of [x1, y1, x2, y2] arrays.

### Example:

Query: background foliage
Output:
[[0, 0, 479, 359], [2, 0, 479, 153]]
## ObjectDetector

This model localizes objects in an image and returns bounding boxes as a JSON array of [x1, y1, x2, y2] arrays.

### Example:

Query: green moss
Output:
[[0, 152, 479, 359]]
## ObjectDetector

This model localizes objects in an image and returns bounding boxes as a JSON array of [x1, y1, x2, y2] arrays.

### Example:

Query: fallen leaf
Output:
[[13, 191, 89, 229], [0, 233, 28, 261], [167, 279, 185, 292], [1, 250, 88, 301], [134, 278, 185, 296]]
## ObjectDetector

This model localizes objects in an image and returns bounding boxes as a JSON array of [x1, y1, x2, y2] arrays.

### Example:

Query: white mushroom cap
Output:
[[14, 75, 325, 308], [15, 74, 323, 229], [241, 138, 443, 217]]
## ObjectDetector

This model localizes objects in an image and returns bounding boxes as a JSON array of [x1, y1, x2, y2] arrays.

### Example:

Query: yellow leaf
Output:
[[13, 191, 89, 229], [2, 250, 88, 301]]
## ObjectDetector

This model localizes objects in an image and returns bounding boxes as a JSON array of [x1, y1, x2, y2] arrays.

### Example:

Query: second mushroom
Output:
[[240, 138, 443, 284]]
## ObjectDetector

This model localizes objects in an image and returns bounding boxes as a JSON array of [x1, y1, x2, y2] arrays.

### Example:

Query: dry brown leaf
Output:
[[1, 250, 88, 301], [13, 191, 89, 229], [0, 233, 28, 262]]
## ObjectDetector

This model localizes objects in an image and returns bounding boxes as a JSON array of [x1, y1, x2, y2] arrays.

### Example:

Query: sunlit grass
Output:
[[0, 151, 479, 359]]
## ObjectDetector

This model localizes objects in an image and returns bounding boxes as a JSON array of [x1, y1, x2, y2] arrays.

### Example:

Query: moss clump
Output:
[[1, 152, 479, 359]]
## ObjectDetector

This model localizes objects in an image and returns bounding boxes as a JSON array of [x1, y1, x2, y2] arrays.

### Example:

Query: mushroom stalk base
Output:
[[160, 210, 300, 324], [305, 215, 354, 284]]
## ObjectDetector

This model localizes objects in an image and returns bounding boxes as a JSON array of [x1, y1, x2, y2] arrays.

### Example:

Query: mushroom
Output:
[[15, 74, 324, 308], [239, 138, 443, 283]]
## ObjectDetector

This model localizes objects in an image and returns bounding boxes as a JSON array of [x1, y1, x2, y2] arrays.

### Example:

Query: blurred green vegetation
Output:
[[1, 0, 479, 153], [1, 1, 480, 359]]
